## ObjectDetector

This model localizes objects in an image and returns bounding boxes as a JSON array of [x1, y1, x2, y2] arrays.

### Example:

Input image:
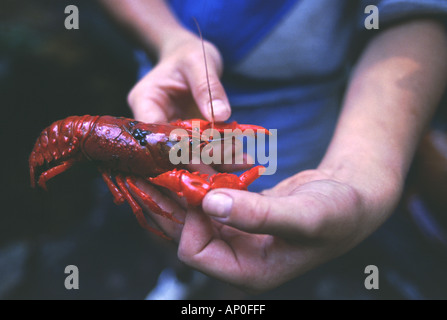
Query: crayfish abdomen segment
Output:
[[29, 115, 99, 187]]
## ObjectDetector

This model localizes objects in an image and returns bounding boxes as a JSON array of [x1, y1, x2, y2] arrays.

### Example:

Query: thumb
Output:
[[202, 189, 313, 237]]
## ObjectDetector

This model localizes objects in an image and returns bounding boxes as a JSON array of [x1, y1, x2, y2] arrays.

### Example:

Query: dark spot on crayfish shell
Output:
[[132, 128, 145, 140], [132, 128, 151, 146]]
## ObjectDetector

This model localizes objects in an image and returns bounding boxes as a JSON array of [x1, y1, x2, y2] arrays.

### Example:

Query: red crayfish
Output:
[[29, 115, 267, 238]]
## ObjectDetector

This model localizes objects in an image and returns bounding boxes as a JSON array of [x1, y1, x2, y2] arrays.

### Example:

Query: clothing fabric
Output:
[[167, 0, 298, 66], [165, 0, 447, 190], [135, 0, 447, 299]]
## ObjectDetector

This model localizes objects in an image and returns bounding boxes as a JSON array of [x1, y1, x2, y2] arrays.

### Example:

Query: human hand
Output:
[[126, 32, 256, 233], [138, 167, 401, 292], [127, 33, 231, 123], [127, 17, 446, 293], [98, 0, 230, 122]]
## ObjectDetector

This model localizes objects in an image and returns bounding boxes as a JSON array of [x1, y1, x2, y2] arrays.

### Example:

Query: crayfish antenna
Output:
[[193, 17, 215, 139]]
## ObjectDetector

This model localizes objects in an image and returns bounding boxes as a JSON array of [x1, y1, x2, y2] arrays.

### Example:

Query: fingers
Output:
[[178, 206, 215, 255], [181, 44, 231, 122], [127, 70, 174, 123], [177, 206, 255, 285], [202, 190, 281, 235], [186, 73, 231, 122], [178, 206, 297, 291], [128, 53, 230, 123], [130, 178, 187, 240], [201, 189, 329, 240], [127, 36, 230, 125], [202, 177, 366, 242], [212, 152, 255, 173]]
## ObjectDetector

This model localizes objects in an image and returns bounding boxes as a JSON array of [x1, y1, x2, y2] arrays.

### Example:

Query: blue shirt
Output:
[[139, 0, 447, 191]]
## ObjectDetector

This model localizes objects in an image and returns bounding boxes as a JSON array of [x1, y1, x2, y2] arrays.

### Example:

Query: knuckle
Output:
[[177, 241, 195, 264], [127, 89, 136, 108], [195, 79, 222, 102], [292, 196, 328, 239], [177, 245, 189, 262], [184, 49, 203, 63], [301, 214, 327, 239], [239, 195, 272, 233], [195, 79, 213, 96]]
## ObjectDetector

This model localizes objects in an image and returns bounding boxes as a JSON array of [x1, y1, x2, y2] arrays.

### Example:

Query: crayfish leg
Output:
[[115, 175, 170, 240], [37, 159, 76, 190], [98, 168, 125, 205], [238, 165, 266, 187], [125, 177, 183, 225]]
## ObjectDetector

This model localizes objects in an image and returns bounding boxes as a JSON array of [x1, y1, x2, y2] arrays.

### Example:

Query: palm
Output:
[[177, 169, 365, 291]]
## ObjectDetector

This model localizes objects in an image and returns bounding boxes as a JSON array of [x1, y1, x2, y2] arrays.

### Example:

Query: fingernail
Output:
[[210, 100, 231, 121], [204, 193, 233, 220]]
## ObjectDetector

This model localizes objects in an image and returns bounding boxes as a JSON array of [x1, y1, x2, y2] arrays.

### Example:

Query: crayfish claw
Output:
[[169, 119, 270, 135]]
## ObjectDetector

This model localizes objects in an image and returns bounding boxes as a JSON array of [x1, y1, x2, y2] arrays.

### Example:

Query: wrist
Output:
[[318, 151, 404, 217], [156, 29, 201, 59]]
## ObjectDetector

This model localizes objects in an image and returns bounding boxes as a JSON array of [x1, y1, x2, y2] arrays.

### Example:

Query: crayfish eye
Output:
[[132, 128, 144, 140], [132, 128, 151, 146]]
